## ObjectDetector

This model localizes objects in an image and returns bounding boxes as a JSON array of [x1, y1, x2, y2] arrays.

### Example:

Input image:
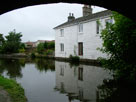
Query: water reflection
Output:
[[0, 58, 25, 78], [55, 61, 111, 102], [0, 58, 55, 79], [34, 58, 55, 72], [1, 58, 134, 102]]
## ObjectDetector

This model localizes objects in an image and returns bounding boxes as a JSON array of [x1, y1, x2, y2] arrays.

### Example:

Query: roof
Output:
[[37, 40, 55, 43], [25, 41, 36, 45], [54, 10, 112, 29]]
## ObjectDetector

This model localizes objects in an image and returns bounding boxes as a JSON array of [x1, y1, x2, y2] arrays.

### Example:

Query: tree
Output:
[[99, 12, 136, 81], [0, 34, 5, 43], [37, 43, 44, 54], [48, 41, 55, 49], [0, 34, 5, 53], [44, 41, 48, 49], [3, 29, 22, 53]]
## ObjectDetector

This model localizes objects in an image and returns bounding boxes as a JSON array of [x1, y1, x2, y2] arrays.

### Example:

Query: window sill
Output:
[[79, 55, 83, 56]]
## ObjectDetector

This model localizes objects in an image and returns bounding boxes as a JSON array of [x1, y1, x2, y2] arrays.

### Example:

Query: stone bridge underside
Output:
[[0, 0, 135, 21]]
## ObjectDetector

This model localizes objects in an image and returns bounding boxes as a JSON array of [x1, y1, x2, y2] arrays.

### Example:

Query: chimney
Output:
[[68, 13, 75, 22], [82, 5, 92, 16]]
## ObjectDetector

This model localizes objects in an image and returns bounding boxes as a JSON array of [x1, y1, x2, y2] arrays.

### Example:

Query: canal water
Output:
[[0, 58, 113, 102]]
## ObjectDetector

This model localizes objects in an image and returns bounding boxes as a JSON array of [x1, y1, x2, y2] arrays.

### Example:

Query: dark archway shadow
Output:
[[0, 0, 136, 21]]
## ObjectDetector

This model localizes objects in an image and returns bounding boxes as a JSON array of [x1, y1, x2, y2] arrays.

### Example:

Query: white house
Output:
[[54, 5, 113, 60]]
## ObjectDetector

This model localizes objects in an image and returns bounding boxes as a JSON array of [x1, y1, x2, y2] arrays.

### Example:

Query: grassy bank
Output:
[[0, 76, 27, 102]]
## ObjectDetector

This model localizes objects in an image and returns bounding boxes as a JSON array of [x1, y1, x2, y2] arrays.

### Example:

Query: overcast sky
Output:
[[0, 3, 106, 42]]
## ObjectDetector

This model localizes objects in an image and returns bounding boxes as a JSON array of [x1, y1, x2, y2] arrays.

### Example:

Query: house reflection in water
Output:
[[55, 61, 111, 102]]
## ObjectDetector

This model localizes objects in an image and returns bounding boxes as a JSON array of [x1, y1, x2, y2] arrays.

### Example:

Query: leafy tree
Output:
[[20, 43, 25, 49], [0, 34, 5, 43], [0, 34, 5, 53], [44, 41, 55, 50], [37, 43, 44, 54], [19, 43, 26, 53], [48, 41, 55, 49], [3, 29, 22, 53], [44, 41, 48, 49], [99, 12, 136, 81]]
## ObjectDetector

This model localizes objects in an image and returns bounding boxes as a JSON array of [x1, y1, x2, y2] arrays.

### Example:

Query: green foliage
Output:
[[36, 41, 55, 55], [48, 41, 55, 49], [69, 54, 80, 62], [0, 34, 5, 43], [44, 49, 54, 55], [37, 43, 45, 54], [19, 48, 25, 53], [44, 42, 48, 49], [0, 30, 23, 53], [99, 12, 136, 81], [0, 76, 27, 102], [20, 43, 25, 49], [44, 41, 55, 50], [0, 34, 5, 52]]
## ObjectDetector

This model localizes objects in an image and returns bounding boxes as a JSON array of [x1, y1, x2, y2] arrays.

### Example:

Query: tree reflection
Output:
[[0, 58, 25, 78], [97, 79, 136, 102], [34, 58, 55, 72]]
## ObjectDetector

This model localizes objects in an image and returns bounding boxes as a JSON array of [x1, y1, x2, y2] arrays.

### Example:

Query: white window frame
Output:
[[60, 43, 64, 52], [60, 29, 64, 37], [78, 23, 83, 33]]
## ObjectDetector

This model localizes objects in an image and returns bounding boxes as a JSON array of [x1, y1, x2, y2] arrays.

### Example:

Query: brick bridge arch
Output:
[[0, 0, 135, 21]]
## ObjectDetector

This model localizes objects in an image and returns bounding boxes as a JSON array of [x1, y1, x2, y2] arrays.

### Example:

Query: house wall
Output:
[[55, 16, 111, 60], [55, 25, 78, 58]]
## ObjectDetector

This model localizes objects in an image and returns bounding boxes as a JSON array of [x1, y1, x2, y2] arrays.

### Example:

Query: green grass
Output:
[[0, 76, 27, 102]]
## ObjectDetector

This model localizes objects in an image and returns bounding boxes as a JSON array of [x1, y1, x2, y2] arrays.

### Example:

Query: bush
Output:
[[69, 55, 80, 62], [37, 43, 44, 54], [45, 49, 54, 55], [19, 48, 25, 53]]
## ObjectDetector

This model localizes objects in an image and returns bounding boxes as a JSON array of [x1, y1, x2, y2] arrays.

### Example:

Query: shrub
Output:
[[19, 48, 25, 53], [69, 55, 80, 62], [45, 49, 54, 55]]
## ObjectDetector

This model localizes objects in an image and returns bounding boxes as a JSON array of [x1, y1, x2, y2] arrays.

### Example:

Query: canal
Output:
[[1, 58, 132, 102]]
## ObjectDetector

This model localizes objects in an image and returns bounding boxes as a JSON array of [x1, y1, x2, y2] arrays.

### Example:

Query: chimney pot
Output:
[[68, 13, 75, 22], [72, 13, 74, 16]]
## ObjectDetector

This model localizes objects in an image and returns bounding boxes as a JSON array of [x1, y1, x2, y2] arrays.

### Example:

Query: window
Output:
[[78, 24, 83, 33], [96, 21, 100, 34], [60, 43, 64, 52], [60, 29, 64, 37], [78, 42, 83, 55], [78, 67, 83, 81], [105, 19, 113, 24]]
